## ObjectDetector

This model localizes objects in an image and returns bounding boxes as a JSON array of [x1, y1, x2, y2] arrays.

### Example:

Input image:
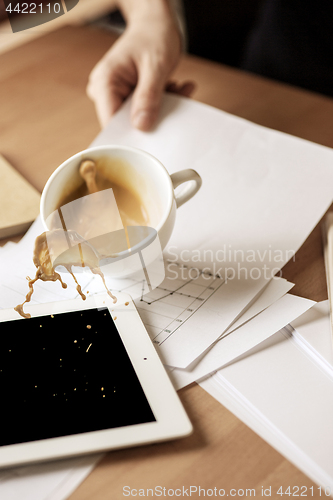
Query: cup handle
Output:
[[170, 169, 202, 208]]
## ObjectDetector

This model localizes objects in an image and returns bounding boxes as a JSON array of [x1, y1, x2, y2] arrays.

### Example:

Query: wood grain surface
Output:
[[1, 24, 332, 499]]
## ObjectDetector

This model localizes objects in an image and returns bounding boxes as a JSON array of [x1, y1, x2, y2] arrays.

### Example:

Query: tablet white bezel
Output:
[[0, 293, 192, 468]]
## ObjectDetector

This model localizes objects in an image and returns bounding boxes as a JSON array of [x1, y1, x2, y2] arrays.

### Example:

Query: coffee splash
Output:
[[79, 159, 98, 194], [15, 160, 119, 319], [59, 157, 149, 230]]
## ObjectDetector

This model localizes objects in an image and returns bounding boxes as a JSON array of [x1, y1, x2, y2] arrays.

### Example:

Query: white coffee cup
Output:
[[40, 145, 201, 279]]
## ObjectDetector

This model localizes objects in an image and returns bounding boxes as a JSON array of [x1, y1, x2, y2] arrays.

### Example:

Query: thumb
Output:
[[131, 60, 166, 131]]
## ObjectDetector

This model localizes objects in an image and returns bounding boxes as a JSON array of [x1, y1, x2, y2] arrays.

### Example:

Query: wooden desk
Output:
[[1, 24, 332, 499]]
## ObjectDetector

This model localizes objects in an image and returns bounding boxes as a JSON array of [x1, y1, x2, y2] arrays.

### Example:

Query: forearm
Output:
[[113, 0, 175, 23], [115, 0, 186, 53]]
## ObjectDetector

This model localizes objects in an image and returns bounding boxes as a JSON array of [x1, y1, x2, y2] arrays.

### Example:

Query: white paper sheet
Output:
[[92, 93, 333, 366], [291, 300, 333, 366], [170, 293, 315, 389], [200, 301, 333, 490], [218, 276, 294, 337], [0, 454, 102, 500]]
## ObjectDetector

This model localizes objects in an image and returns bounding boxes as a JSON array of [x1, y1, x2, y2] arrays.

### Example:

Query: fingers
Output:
[[131, 71, 196, 130], [87, 79, 124, 128], [87, 53, 136, 128], [166, 80, 196, 97], [130, 57, 168, 131], [87, 42, 194, 131]]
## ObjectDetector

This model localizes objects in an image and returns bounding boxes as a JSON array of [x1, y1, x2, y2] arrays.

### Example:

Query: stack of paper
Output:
[[91, 93, 333, 379], [1, 94, 333, 497], [3, 94, 332, 379], [200, 301, 333, 489]]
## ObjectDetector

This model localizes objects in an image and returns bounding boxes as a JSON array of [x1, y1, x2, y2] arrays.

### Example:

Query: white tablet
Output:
[[0, 293, 192, 468]]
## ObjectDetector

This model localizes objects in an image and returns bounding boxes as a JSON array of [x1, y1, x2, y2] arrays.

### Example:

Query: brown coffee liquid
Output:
[[60, 158, 149, 230], [15, 160, 121, 318]]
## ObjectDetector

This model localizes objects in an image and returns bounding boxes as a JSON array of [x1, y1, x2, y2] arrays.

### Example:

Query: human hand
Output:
[[87, 14, 194, 130]]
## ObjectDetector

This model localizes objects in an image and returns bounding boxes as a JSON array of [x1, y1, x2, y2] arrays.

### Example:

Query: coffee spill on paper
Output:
[[15, 160, 120, 318]]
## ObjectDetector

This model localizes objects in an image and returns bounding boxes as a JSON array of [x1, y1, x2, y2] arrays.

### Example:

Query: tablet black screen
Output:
[[0, 307, 155, 446]]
